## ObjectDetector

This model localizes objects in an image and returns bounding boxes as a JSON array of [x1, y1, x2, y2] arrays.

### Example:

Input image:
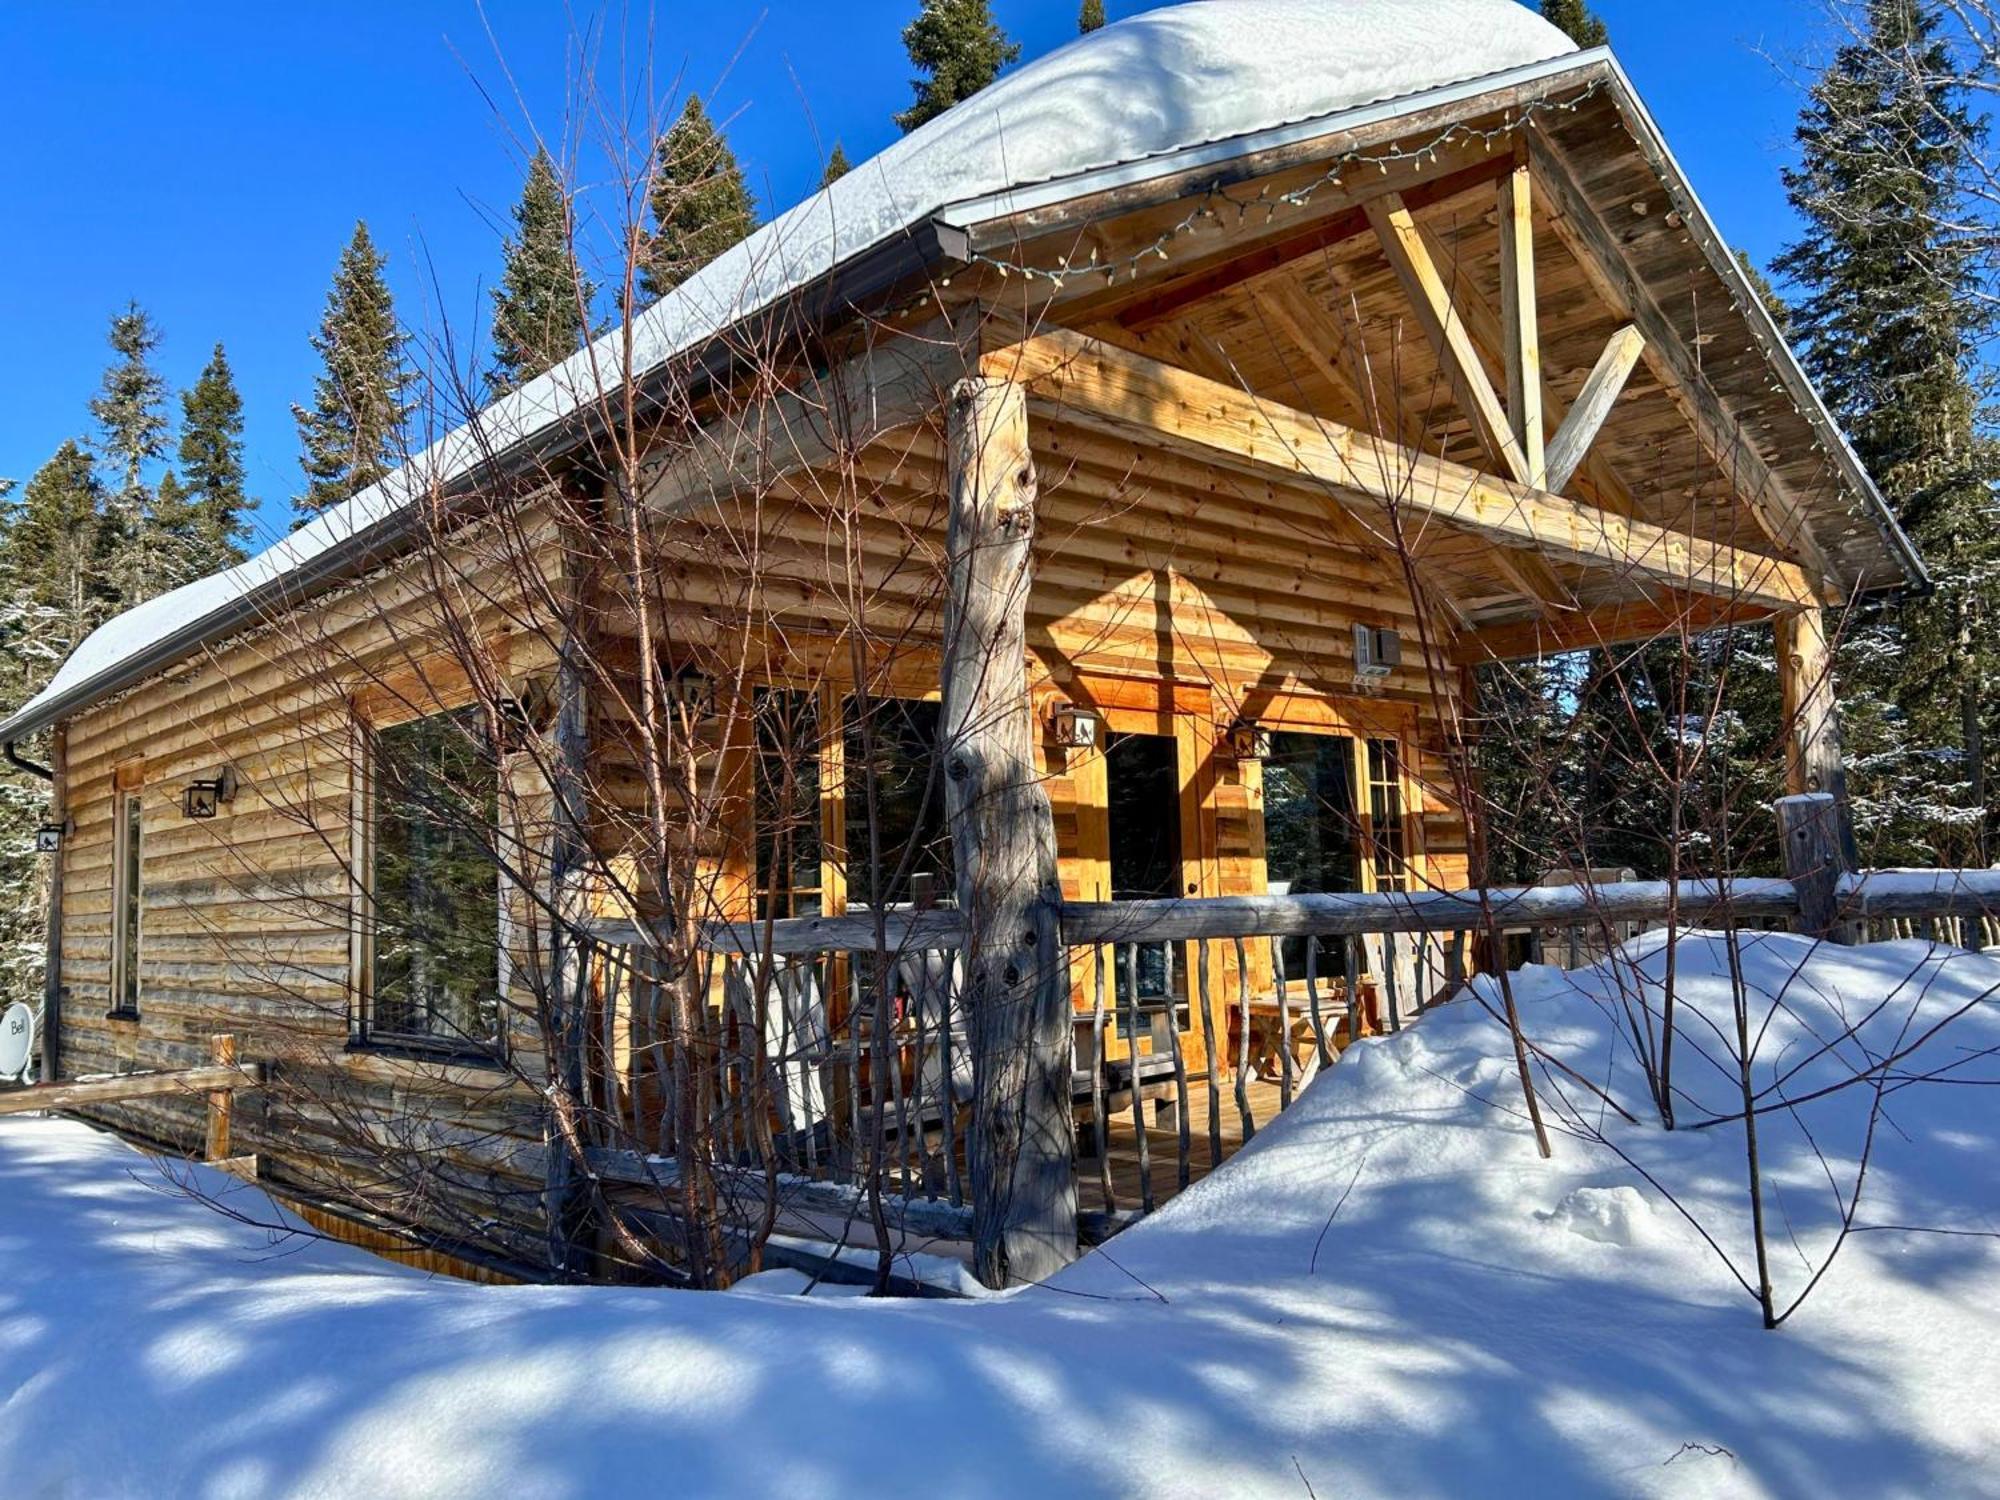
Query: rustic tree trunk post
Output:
[[940, 374, 1078, 1288], [543, 567, 598, 1279], [1778, 792, 1855, 943], [204, 1032, 236, 1161], [1776, 607, 1857, 865]]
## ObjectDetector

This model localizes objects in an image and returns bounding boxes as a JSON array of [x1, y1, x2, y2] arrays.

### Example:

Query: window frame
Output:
[[109, 776, 145, 1019], [350, 701, 509, 1066], [750, 686, 956, 922]]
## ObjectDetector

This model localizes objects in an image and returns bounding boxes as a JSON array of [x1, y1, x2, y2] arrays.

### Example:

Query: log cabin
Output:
[[0, 0, 1924, 1285]]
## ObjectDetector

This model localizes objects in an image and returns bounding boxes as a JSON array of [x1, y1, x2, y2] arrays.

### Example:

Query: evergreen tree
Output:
[[0, 472, 62, 1013], [293, 221, 413, 526], [162, 344, 252, 575], [87, 303, 172, 602], [491, 149, 594, 394], [1079, 0, 1107, 33], [1776, 0, 2000, 861], [1735, 249, 1793, 338], [1540, 0, 1609, 47], [8, 441, 108, 652], [821, 143, 852, 187], [895, 0, 1020, 134], [641, 97, 757, 301]]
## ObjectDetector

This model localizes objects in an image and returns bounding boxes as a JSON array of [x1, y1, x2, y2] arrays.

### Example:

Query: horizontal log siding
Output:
[[55, 515, 567, 1264]]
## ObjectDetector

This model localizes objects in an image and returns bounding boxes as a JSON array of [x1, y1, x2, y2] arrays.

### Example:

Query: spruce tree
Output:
[[1540, 0, 1609, 47], [821, 143, 852, 187], [1777, 0, 2000, 861], [0, 473, 63, 1012], [163, 344, 251, 575], [1735, 249, 1793, 337], [1079, 0, 1107, 33], [87, 303, 172, 602], [491, 149, 594, 394], [293, 221, 413, 526], [895, 0, 1021, 134], [641, 97, 756, 301], [9, 441, 108, 651]]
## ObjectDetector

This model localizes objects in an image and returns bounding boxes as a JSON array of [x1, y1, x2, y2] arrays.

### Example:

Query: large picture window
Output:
[[843, 696, 952, 910], [752, 692, 953, 918], [111, 788, 143, 1016], [753, 690, 826, 920], [364, 707, 502, 1054]]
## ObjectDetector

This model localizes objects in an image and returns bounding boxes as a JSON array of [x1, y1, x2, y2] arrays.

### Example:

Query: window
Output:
[[843, 696, 952, 910], [754, 690, 826, 920], [1366, 737, 1409, 892], [364, 707, 502, 1054], [753, 692, 955, 919], [111, 789, 143, 1016], [1262, 731, 1362, 983]]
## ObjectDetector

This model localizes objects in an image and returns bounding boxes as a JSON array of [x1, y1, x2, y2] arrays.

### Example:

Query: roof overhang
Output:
[[0, 48, 1922, 745]]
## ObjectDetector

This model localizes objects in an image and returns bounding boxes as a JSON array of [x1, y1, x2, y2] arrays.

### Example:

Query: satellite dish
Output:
[[0, 1003, 34, 1084]]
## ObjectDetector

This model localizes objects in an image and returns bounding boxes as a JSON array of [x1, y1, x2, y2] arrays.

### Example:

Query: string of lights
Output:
[[943, 78, 1612, 295]]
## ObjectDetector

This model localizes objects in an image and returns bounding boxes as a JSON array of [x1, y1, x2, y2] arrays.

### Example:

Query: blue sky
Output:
[[0, 0, 1827, 547]]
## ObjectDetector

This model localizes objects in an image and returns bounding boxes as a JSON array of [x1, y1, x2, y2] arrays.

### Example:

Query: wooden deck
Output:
[[1077, 1073, 1293, 1215]]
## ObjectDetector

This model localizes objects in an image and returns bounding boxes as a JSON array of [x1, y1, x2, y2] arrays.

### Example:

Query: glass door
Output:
[[1105, 729, 1187, 1030]]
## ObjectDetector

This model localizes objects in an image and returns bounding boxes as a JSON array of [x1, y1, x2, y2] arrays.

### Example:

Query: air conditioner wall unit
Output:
[[1352, 624, 1401, 678]]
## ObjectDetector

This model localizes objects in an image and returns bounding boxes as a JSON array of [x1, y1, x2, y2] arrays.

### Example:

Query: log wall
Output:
[[48, 401, 1472, 1269]]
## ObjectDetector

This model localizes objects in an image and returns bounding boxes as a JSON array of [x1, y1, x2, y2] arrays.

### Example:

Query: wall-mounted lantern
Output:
[[34, 819, 71, 853], [181, 766, 238, 820], [1047, 700, 1098, 749], [1226, 720, 1271, 761]]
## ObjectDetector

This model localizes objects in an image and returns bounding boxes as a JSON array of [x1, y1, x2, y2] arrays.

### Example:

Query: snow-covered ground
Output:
[[2, 931, 1995, 1498]]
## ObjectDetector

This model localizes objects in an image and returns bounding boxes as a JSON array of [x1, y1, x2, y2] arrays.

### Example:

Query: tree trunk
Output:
[[939, 375, 1078, 1289]]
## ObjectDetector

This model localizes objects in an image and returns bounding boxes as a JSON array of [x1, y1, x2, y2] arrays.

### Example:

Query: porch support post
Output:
[[1776, 607, 1839, 795], [1775, 607, 1855, 854], [940, 375, 1078, 1288], [543, 565, 597, 1279]]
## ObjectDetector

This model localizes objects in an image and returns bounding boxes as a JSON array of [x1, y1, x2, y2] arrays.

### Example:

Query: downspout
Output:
[[4, 741, 52, 782], [7, 737, 61, 1082]]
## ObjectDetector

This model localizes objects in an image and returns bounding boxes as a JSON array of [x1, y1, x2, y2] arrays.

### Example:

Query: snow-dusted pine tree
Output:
[[1540, 0, 1609, 47], [292, 221, 413, 527], [894, 0, 1020, 134], [0, 473, 67, 1011], [1777, 0, 2000, 861], [821, 143, 851, 187], [1080, 0, 1107, 34], [88, 303, 172, 603], [640, 98, 755, 301], [491, 149, 593, 394]]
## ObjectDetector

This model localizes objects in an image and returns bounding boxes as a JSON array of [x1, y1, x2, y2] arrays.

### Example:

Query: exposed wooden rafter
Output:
[[1526, 129, 1841, 593], [1249, 282, 1569, 613], [1497, 152, 1547, 489], [1545, 324, 1647, 492], [985, 329, 1821, 612], [1456, 593, 1771, 663], [1364, 191, 1537, 488], [1107, 153, 1518, 333]]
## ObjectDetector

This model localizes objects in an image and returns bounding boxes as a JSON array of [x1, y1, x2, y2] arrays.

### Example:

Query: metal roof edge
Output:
[[931, 49, 1615, 239]]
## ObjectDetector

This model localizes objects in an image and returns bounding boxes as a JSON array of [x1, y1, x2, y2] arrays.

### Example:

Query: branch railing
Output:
[[578, 850, 2000, 1266]]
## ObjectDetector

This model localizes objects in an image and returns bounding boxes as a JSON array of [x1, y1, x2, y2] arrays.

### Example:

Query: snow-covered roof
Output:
[[1, 0, 1579, 742]]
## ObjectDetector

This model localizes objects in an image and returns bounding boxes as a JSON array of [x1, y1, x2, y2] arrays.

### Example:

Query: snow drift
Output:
[[1, 930, 1995, 1498]]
